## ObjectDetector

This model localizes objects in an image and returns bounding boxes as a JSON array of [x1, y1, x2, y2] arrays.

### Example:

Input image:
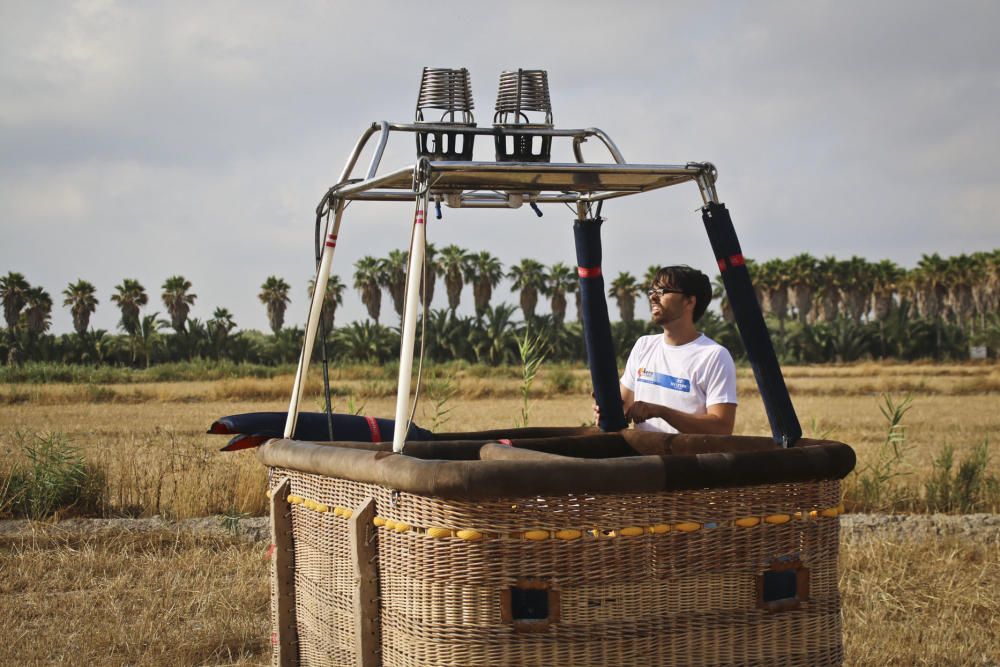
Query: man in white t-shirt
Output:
[[600, 265, 738, 434]]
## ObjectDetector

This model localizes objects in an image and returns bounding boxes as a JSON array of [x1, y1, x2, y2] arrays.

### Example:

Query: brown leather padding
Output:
[[478, 443, 571, 461], [620, 430, 779, 456], [432, 425, 598, 441], [257, 434, 856, 501]]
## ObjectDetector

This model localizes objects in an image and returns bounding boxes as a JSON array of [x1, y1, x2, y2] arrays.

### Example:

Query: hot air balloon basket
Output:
[[260, 434, 853, 667]]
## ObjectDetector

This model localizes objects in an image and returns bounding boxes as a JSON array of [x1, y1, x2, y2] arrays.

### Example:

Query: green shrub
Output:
[[0, 432, 105, 519], [846, 394, 914, 511], [925, 441, 1000, 513], [548, 367, 579, 394], [424, 377, 458, 431]]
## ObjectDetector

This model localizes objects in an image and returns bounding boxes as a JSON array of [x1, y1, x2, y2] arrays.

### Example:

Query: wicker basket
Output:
[[260, 431, 854, 667]]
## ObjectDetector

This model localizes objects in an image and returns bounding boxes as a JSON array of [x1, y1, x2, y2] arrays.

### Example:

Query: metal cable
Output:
[[314, 206, 335, 441]]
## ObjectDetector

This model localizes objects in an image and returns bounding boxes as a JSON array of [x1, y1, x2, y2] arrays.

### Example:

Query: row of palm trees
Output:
[[2, 247, 998, 366], [349, 244, 658, 326], [739, 251, 1000, 334]]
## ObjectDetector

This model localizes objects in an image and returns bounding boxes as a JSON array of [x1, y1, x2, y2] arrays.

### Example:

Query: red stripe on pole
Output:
[[365, 416, 382, 442], [415, 210, 425, 225], [577, 266, 602, 278], [717, 258, 727, 272], [730, 254, 745, 267]]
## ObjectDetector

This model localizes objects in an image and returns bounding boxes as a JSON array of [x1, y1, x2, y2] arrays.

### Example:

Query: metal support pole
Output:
[[700, 197, 802, 447], [392, 171, 431, 453], [284, 198, 345, 439]]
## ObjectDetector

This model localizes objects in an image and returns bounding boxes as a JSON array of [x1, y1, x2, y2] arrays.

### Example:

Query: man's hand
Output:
[[626, 400, 661, 424]]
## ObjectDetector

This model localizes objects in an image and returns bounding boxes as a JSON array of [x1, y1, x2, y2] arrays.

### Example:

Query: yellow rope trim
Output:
[[280, 493, 844, 540]]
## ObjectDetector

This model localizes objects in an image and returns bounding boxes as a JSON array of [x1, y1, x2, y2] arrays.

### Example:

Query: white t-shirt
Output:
[[620, 333, 738, 433]]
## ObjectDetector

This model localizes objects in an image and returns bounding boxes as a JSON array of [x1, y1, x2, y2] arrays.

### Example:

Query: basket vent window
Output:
[[501, 580, 560, 632], [756, 558, 810, 612], [762, 570, 798, 602], [511, 586, 548, 620]]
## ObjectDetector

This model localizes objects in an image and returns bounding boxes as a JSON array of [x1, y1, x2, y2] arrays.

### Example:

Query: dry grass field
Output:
[[1, 523, 997, 666], [2, 361, 998, 519], [1, 361, 998, 665]]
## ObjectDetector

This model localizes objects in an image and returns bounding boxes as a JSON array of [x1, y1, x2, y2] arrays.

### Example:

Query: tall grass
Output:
[[514, 329, 547, 427], [0, 432, 104, 519], [844, 394, 1000, 513], [924, 440, 1000, 513]]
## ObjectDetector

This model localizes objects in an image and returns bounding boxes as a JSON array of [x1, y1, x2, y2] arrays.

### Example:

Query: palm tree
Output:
[[642, 265, 661, 292], [353, 256, 383, 323], [436, 244, 471, 313], [912, 253, 948, 321], [546, 262, 577, 326], [207, 307, 237, 359], [111, 279, 148, 336], [307, 274, 346, 333], [757, 258, 791, 333], [839, 256, 875, 323], [642, 265, 662, 320], [871, 259, 905, 358], [258, 276, 291, 334], [969, 252, 992, 332], [608, 272, 640, 323], [381, 249, 409, 321], [81, 328, 115, 365], [421, 243, 437, 307], [912, 253, 950, 357], [871, 260, 905, 322], [943, 254, 975, 329], [134, 313, 167, 368], [785, 253, 818, 324], [0, 272, 30, 330], [712, 274, 734, 323], [985, 250, 1000, 317], [62, 280, 99, 336], [812, 257, 843, 323], [470, 303, 519, 365], [508, 258, 548, 320], [333, 321, 399, 364], [24, 287, 53, 336], [161, 275, 197, 333], [469, 251, 504, 318]]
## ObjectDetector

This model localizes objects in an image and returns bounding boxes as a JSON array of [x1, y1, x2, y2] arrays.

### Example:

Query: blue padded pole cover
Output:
[[574, 218, 628, 431], [702, 202, 802, 446]]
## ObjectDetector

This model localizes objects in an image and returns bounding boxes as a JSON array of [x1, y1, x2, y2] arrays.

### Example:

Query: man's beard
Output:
[[650, 303, 684, 327]]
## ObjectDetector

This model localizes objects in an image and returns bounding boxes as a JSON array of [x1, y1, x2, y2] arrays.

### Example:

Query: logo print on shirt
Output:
[[637, 367, 691, 393]]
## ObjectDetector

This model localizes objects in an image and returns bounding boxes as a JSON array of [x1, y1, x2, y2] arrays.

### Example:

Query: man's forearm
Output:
[[650, 404, 733, 435]]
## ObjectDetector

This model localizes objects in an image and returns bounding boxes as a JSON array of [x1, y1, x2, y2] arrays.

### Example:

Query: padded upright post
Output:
[[702, 202, 801, 446], [574, 218, 628, 432]]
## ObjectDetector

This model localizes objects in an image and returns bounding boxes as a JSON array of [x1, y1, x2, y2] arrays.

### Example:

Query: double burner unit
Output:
[[285, 67, 800, 455]]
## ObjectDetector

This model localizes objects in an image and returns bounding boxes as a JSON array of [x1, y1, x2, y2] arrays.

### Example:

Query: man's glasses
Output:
[[647, 287, 686, 299]]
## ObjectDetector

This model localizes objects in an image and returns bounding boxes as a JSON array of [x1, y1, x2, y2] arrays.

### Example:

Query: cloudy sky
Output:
[[2, 1, 998, 334]]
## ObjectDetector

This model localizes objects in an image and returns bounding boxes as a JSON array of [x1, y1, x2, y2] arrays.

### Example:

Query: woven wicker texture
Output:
[[269, 471, 843, 667]]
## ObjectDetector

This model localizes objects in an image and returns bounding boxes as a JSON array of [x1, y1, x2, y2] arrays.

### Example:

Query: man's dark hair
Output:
[[652, 265, 713, 322]]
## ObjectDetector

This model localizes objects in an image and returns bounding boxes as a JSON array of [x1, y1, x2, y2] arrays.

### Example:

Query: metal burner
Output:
[[415, 67, 476, 160], [494, 69, 553, 162]]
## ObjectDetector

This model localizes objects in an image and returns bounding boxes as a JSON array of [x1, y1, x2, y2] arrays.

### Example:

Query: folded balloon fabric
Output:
[[208, 411, 433, 451]]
